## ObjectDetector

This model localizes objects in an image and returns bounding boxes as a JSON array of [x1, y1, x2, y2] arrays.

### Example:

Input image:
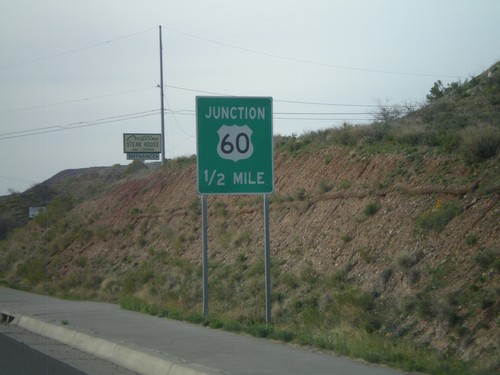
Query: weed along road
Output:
[[0, 287, 407, 375]]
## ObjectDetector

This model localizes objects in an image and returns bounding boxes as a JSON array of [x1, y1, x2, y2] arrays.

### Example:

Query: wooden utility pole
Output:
[[159, 25, 165, 165]]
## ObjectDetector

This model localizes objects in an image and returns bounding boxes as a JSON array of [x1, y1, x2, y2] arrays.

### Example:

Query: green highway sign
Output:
[[196, 96, 273, 194]]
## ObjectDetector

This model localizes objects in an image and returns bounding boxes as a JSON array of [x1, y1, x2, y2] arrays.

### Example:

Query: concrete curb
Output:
[[14, 314, 219, 375]]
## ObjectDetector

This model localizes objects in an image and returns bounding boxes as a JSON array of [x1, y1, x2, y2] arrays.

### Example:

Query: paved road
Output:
[[0, 286, 409, 375], [0, 328, 85, 375], [0, 323, 139, 374]]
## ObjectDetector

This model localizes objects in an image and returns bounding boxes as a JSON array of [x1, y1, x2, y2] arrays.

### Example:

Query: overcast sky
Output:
[[1, 0, 499, 196]]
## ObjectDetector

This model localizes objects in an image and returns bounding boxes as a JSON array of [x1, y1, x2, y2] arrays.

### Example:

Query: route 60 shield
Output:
[[217, 125, 254, 162]]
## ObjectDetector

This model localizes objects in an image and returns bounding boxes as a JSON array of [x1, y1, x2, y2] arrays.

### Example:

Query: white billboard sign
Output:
[[123, 134, 161, 154]]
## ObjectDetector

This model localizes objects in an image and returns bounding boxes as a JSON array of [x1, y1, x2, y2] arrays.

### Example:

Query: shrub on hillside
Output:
[[459, 123, 500, 162], [32, 196, 74, 227], [416, 203, 463, 233], [390, 121, 428, 146], [125, 160, 148, 175], [0, 218, 11, 240], [363, 202, 380, 217]]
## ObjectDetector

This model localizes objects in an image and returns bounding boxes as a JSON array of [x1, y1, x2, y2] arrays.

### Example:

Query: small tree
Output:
[[426, 80, 446, 102], [426, 79, 466, 102], [373, 100, 417, 123]]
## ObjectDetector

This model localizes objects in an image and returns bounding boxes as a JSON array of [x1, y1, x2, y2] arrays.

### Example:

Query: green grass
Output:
[[112, 255, 490, 375], [118, 287, 477, 375]]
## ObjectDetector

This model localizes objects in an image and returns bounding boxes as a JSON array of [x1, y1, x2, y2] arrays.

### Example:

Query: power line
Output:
[[0, 105, 374, 141], [0, 23, 463, 80], [166, 84, 227, 97], [275, 117, 372, 121], [0, 81, 392, 116], [275, 112, 370, 115], [165, 110, 371, 116], [0, 86, 157, 114], [0, 81, 419, 142], [0, 109, 161, 140], [164, 97, 194, 138], [276, 99, 387, 108], [164, 26, 463, 79], [0, 27, 156, 70], [162, 110, 371, 122], [165, 84, 406, 109]]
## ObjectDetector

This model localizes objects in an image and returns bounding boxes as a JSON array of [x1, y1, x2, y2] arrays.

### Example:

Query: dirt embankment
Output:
[[4, 145, 498, 364], [61, 146, 497, 359]]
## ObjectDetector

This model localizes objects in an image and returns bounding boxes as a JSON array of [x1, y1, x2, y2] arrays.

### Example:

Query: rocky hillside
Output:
[[0, 165, 128, 239], [1, 62, 499, 374]]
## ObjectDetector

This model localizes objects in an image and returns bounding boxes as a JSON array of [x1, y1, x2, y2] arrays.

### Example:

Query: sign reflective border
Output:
[[196, 96, 273, 194]]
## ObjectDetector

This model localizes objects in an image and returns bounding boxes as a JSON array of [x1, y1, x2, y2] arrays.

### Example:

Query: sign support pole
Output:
[[264, 194, 271, 324], [201, 194, 209, 318]]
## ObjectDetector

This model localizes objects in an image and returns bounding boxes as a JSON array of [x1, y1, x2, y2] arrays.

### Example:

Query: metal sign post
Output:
[[263, 194, 271, 324], [201, 194, 209, 317]]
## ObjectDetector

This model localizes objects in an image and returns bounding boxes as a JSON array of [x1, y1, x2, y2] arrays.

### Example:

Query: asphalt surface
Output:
[[0, 329, 85, 375], [0, 286, 409, 375], [0, 323, 139, 374]]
